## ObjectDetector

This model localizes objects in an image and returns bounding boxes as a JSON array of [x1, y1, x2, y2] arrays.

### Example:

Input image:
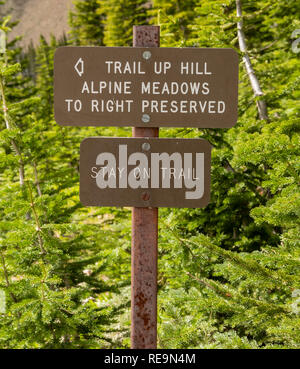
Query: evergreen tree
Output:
[[150, 0, 197, 46], [151, 0, 300, 348], [69, 0, 104, 46], [0, 20, 130, 348], [98, 0, 149, 46], [34, 35, 55, 119]]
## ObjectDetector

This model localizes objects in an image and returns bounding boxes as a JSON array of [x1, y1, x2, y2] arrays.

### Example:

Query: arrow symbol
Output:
[[74, 58, 84, 77]]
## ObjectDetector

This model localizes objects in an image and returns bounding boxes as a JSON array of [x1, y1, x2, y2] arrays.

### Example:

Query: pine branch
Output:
[[0, 249, 17, 303], [185, 236, 294, 287], [187, 270, 288, 314], [161, 219, 196, 260], [165, 222, 294, 288], [26, 181, 47, 255], [186, 271, 231, 298]]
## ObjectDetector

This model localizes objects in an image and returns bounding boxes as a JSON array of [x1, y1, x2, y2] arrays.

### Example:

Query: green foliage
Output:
[[98, 0, 149, 46], [151, 0, 300, 348], [158, 224, 299, 348], [0, 0, 299, 349], [150, 0, 197, 46], [0, 20, 131, 348], [69, 0, 105, 46]]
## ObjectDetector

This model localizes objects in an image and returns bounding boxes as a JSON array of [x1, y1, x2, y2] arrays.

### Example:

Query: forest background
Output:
[[0, 0, 299, 349]]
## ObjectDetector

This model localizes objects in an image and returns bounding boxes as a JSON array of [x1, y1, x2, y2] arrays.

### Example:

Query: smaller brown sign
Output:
[[80, 137, 211, 208]]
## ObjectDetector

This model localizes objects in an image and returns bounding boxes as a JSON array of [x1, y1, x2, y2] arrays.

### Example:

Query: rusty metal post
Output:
[[131, 25, 159, 349]]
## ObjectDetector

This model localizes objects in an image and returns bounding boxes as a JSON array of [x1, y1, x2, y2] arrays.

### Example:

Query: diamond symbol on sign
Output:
[[74, 58, 84, 77]]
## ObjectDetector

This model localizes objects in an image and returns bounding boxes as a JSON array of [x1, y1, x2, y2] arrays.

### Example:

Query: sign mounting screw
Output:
[[142, 114, 150, 123], [141, 192, 150, 201], [143, 51, 151, 60], [142, 142, 151, 151]]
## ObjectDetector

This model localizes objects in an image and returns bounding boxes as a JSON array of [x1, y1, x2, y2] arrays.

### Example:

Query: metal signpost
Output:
[[53, 25, 238, 349], [131, 26, 159, 349]]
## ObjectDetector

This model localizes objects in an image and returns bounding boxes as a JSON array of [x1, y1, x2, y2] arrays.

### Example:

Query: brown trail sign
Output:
[[80, 137, 211, 208], [54, 46, 238, 128]]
